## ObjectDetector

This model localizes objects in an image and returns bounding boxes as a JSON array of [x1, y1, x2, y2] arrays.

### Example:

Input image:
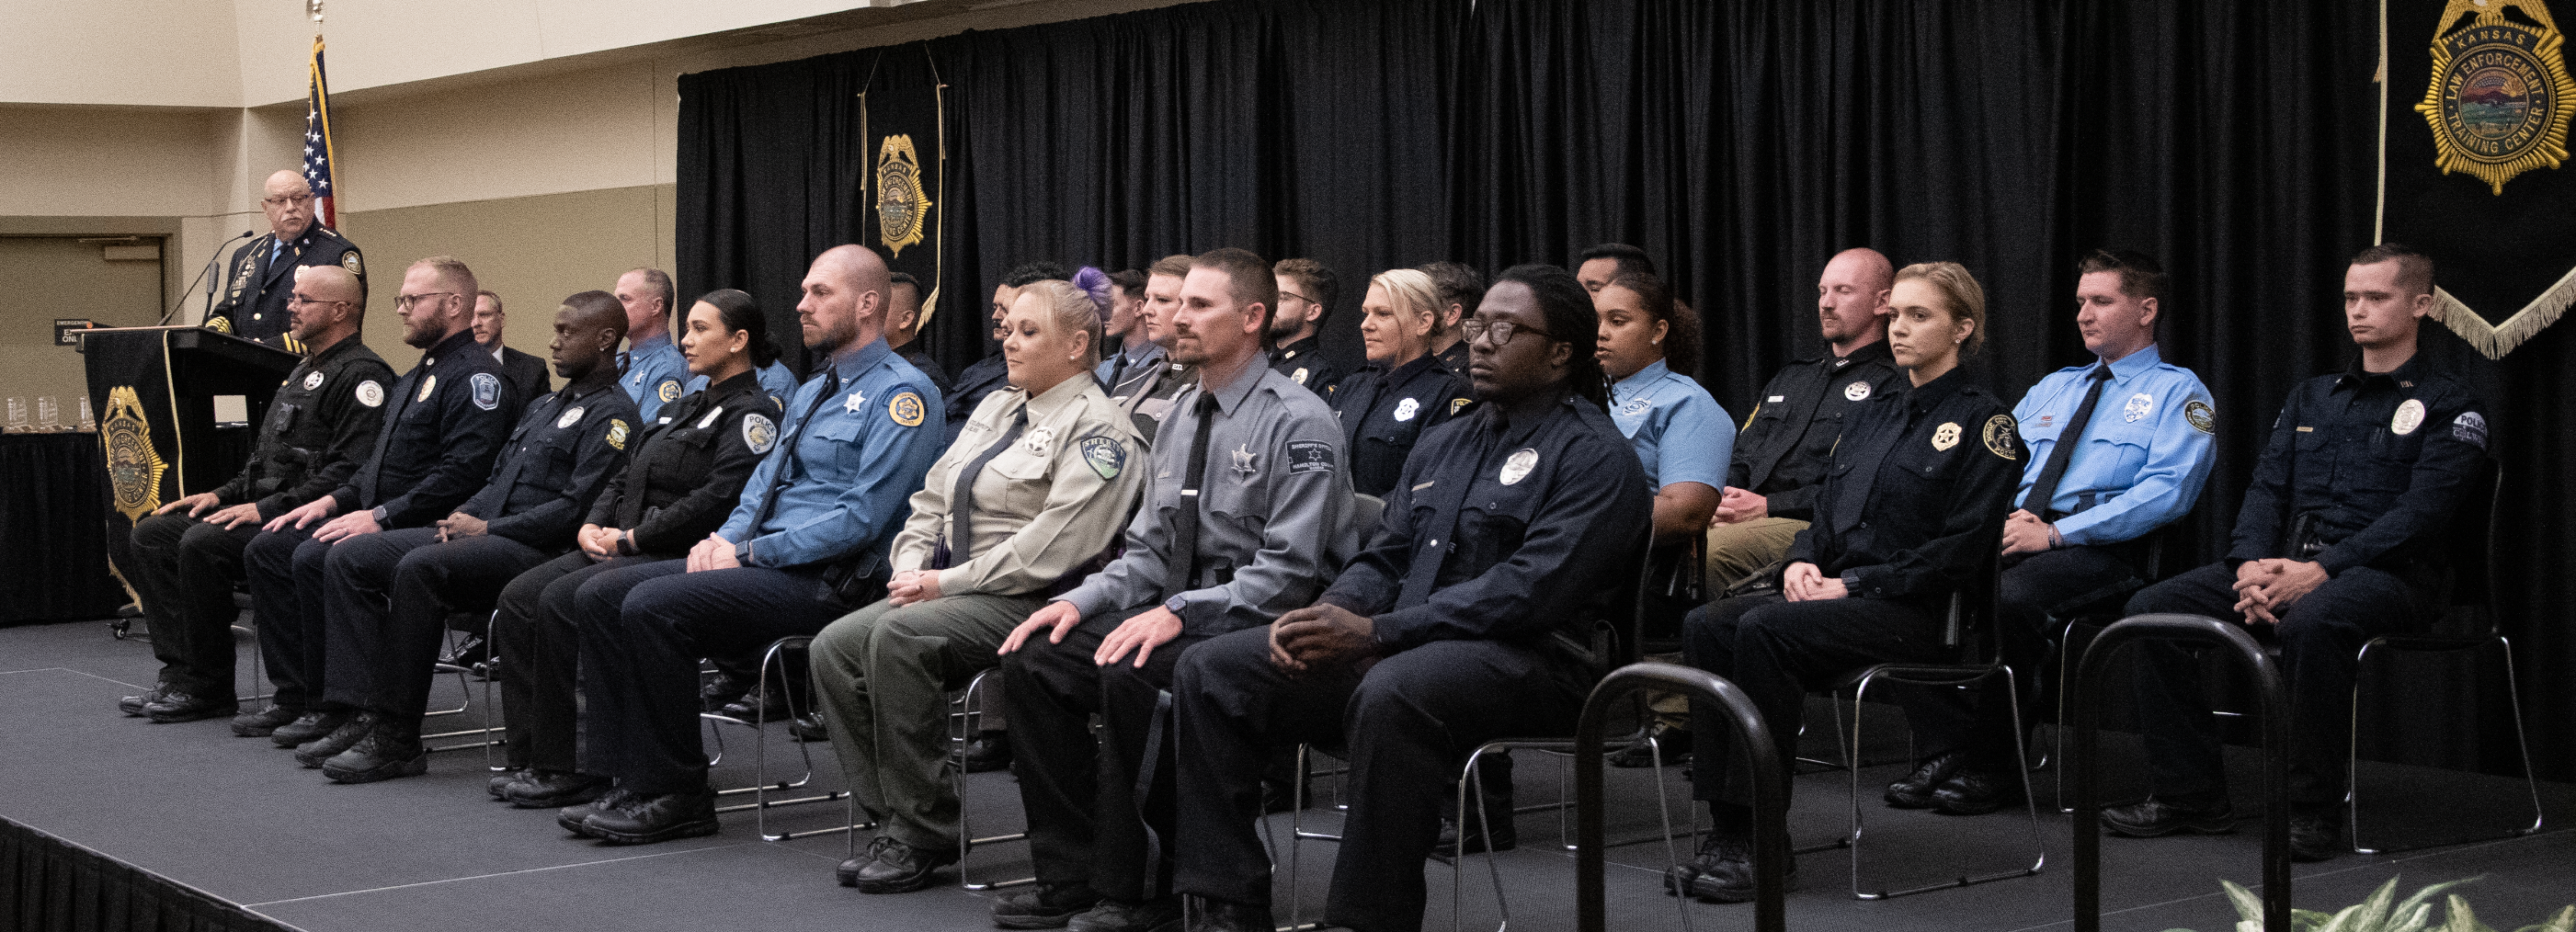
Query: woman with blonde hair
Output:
[[1328, 267, 1476, 496]]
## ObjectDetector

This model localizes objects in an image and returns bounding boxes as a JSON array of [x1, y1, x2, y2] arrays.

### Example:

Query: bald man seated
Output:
[[210, 169, 366, 350]]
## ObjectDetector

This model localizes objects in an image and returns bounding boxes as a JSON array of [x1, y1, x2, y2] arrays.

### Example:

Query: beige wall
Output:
[[0, 237, 168, 414]]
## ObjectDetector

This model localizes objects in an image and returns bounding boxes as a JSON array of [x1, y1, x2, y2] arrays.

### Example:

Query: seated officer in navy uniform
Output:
[[887, 271, 954, 400], [1669, 262, 2025, 904], [208, 170, 366, 351], [1269, 257, 1351, 397], [486, 289, 781, 809], [948, 261, 1073, 444], [1330, 267, 1474, 497], [1889, 250, 2217, 815], [614, 267, 690, 424], [1417, 261, 1483, 378], [983, 247, 1356, 932], [296, 292, 638, 782], [235, 256, 513, 749], [125, 266, 392, 722], [2104, 244, 2488, 862], [553, 244, 943, 845], [1168, 264, 1653, 932]]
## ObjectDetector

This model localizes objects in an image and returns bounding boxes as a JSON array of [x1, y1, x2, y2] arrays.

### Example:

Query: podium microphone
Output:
[[160, 230, 256, 326]]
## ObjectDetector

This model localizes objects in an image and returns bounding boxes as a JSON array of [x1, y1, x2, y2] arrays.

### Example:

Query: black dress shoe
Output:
[[503, 770, 610, 809], [1183, 894, 1271, 932], [322, 720, 428, 784], [1931, 767, 2020, 815], [120, 684, 170, 716], [789, 710, 828, 743], [1608, 724, 1692, 768], [1681, 837, 1796, 904], [292, 710, 380, 767], [699, 672, 750, 712], [583, 788, 720, 845], [1664, 832, 1727, 896], [1431, 815, 1516, 858], [557, 788, 637, 837], [718, 682, 792, 722], [437, 631, 489, 671], [269, 709, 348, 747], [144, 688, 238, 723], [2288, 809, 2342, 862], [2100, 795, 2237, 837], [1884, 751, 1966, 809], [957, 730, 1011, 774], [848, 835, 962, 893], [1067, 897, 1181, 932], [991, 883, 1104, 930], [233, 703, 302, 737], [489, 767, 533, 799]]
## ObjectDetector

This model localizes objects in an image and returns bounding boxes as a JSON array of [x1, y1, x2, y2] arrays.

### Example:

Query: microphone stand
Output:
[[159, 230, 256, 326]]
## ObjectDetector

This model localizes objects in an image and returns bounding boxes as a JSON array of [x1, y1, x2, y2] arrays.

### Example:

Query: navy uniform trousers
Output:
[[2122, 562, 2425, 805], [575, 560, 852, 793], [490, 551, 658, 773], [1685, 593, 1950, 809], [243, 523, 338, 710], [1002, 606, 1213, 905], [128, 514, 261, 696], [1171, 626, 1582, 932], [319, 529, 552, 717]]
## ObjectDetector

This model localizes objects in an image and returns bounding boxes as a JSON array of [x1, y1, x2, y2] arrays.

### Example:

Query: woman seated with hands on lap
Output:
[[487, 289, 784, 808], [808, 268, 1149, 895]]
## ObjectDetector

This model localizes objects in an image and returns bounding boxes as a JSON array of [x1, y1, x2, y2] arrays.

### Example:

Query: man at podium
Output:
[[209, 170, 367, 351]]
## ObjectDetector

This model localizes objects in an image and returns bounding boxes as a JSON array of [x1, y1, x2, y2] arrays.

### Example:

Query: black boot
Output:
[[322, 717, 428, 784], [957, 730, 1011, 774], [291, 710, 379, 767], [503, 770, 612, 809], [1607, 722, 1693, 768], [991, 883, 1104, 930], [489, 767, 533, 799], [268, 708, 348, 747], [1182, 895, 1271, 932], [1883, 751, 1965, 809], [846, 835, 962, 893], [2100, 793, 2236, 837], [232, 702, 301, 737], [144, 688, 239, 723], [119, 684, 170, 717], [557, 788, 638, 838], [583, 788, 720, 845], [1931, 766, 2021, 815]]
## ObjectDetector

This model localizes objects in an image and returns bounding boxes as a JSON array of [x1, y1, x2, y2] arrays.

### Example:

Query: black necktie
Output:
[[617, 351, 632, 376], [940, 405, 1029, 569], [2021, 364, 2114, 515], [752, 369, 839, 532], [1103, 355, 1127, 393], [1163, 392, 1220, 599]]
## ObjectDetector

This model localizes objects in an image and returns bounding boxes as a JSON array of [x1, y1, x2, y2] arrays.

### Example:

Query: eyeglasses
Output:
[[288, 294, 350, 308], [261, 195, 314, 208], [1460, 316, 1556, 347], [396, 292, 458, 311], [1279, 290, 1315, 306]]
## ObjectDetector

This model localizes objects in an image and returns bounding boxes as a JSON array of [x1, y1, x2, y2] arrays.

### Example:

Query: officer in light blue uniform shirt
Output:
[[1611, 358, 1733, 500], [1595, 274, 1730, 546], [557, 246, 945, 845], [622, 330, 691, 423], [1892, 249, 2217, 817]]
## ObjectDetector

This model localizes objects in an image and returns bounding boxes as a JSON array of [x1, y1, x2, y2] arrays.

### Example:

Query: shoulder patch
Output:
[[887, 391, 926, 427], [2452, 411, 2489, 449], [1286, 438, 1336, 475], [604, 419, 629, 451], [655, 379, 683, 403], [1079, 436, 1126, 480], [742, 413, 778, 454], [2184, 399, 2216, 434], [354, 380, 384, 408], [470, 372, 501, 411], [1982, 414, 2019, 460], [339, 251, 362, 276]]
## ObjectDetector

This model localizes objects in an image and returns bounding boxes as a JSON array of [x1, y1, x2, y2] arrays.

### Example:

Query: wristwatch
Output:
[[1163, 594, 1190, 615], [734, 540, 755, 566], [370, 506, 389, 525]]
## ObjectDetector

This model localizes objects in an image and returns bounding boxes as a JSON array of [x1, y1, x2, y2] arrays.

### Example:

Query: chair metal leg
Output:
[[2346, 636, 2547, 855], [1843, 667, 2045, 900], [954, 669, 1032, 890], [234, 622, 274, 704]]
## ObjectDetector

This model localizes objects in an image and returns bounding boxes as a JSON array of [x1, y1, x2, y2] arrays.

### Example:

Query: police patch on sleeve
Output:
[[303, 370, 325, 391], [1982, 415, 2020, 460], [2184, 400, 2217, 434], [1080, 436, 1126, 480], [605, 419, 629, 451], [655, 379, 683, 403], [2452, 411, 2489, 449], [355, 380, 384, 408], [742, 413, 777, 454], [887, 392, 926, 427], [470, 372, 502, 411], [340, 251, 362, 276], [1286, 439, 1336, 476]]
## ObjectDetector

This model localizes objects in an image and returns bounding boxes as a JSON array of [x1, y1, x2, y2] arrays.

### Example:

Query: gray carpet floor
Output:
[[4, 616, 2569, 932]]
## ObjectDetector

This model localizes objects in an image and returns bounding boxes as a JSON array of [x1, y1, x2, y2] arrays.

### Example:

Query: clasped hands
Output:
[[2230, 558, 2326, 625]]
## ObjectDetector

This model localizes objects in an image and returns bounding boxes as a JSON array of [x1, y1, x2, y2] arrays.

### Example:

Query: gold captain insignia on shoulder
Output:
[[875, 134, 933, 257], [2415, 0, 2576, 195], [1982, 414, 2019, 460], [887, 391, 926, 427], [100, 387, 168, 522], [1932, 422, 1961, 451]]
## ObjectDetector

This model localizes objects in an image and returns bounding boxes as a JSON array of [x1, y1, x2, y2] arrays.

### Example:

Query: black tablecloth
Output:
[[0, 432, 125, 625]]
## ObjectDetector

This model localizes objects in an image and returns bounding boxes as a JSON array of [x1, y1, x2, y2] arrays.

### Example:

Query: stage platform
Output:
[[4, 615, 2570, 932]]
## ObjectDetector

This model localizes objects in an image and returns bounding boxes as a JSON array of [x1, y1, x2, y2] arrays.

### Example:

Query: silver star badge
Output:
[[1229, 443, 1258, 477], [844, 391, 866, 414]]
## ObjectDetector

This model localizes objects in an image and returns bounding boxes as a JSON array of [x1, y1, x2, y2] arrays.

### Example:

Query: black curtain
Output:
[[676, 0, 2575, 780], [1, 816, 291, 932]]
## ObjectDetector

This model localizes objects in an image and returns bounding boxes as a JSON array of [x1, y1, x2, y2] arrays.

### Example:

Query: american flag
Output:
[[302, 37, 339, 229]]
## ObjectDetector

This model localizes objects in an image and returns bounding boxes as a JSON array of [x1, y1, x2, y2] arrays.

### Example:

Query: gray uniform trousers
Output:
[[809, 592, 1047, 849]]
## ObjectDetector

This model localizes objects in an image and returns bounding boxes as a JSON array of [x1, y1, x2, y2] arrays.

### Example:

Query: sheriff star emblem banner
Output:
[[2383, 0, 2576, 358]]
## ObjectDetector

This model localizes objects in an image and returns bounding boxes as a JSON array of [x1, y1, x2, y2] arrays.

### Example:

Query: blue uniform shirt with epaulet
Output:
[[2010, 344, 2218, 546], [718, 337, 943, 570], [1608, 358, 1734, 492], [621, 333, 691, 423]]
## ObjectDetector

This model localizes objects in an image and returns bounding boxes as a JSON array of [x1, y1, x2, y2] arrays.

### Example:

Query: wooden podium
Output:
[[74, 325, 300, 591]]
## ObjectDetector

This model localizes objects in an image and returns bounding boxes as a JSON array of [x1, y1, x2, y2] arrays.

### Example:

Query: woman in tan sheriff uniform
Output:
[[808, 273, 1148, 894]]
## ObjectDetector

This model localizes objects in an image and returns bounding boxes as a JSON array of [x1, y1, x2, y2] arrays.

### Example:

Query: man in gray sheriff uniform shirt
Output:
[[986, 248, 1356, 932]]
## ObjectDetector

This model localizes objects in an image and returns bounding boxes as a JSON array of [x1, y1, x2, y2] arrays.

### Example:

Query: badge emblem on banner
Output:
[[876, 134, 933, 257], [100, 386, 169, 521], [2415, 0, 2576, 196]]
